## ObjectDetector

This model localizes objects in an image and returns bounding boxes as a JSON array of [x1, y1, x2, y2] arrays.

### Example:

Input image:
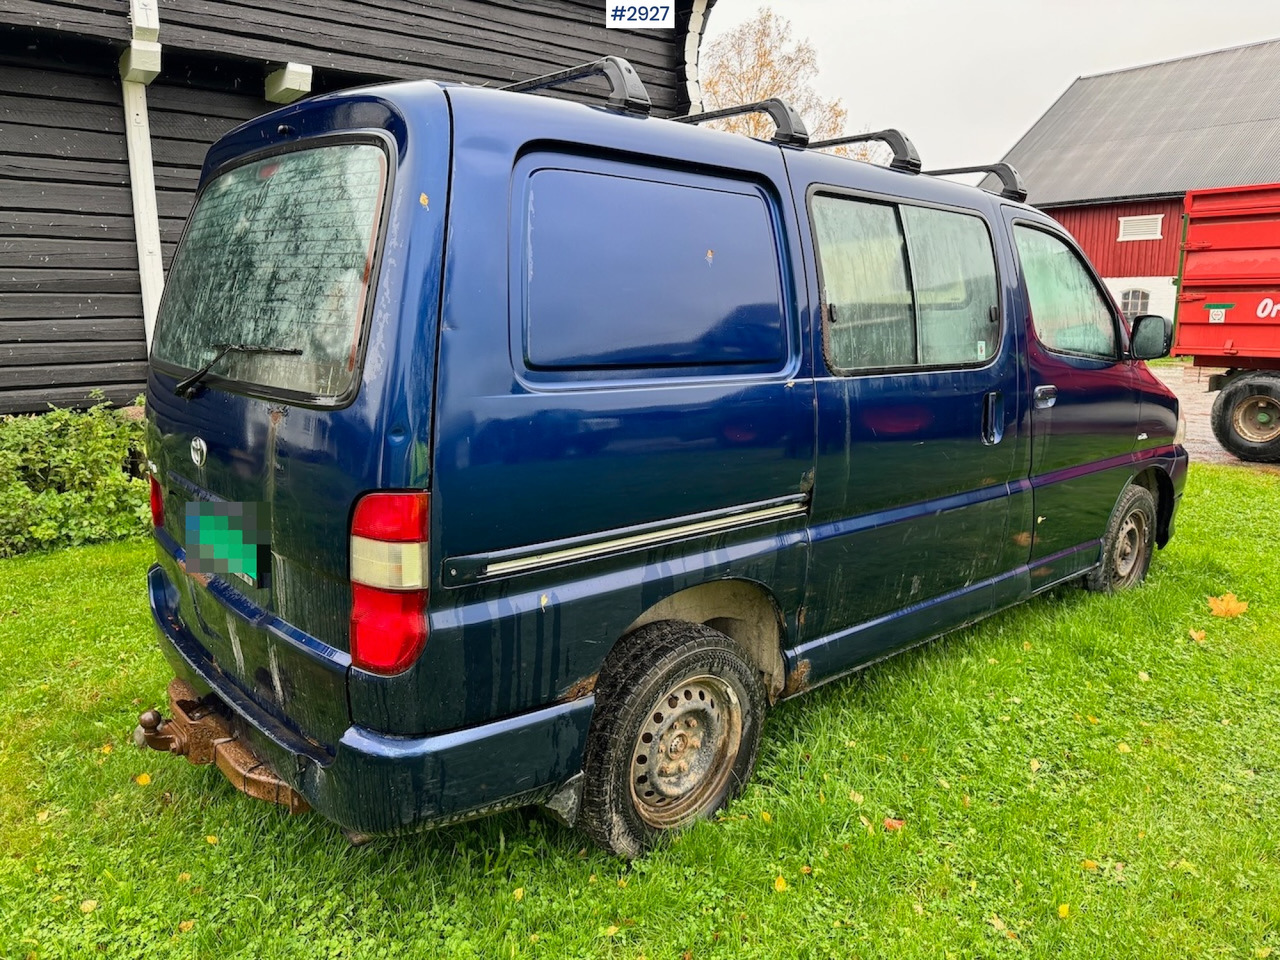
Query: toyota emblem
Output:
[[190, 436, 207, 467]]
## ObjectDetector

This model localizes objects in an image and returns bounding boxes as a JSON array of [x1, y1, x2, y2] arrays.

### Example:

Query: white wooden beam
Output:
[[265, 62, 312, 104], [119, 39, 161, 84], [119, 33, 164, 344], [128, 0, 160, 43], [683, 0, 711, 114]]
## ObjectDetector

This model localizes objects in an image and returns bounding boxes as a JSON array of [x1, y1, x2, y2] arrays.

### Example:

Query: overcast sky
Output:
[[702, 0, 1280, 169]]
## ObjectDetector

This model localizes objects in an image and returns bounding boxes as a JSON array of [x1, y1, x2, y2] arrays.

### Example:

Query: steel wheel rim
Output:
[[1233, 395, 1280, 444], [628, 674, 742, 829], [1112, 509, 1148, 586]]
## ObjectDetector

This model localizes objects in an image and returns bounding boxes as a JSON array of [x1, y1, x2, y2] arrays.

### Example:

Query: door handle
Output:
[[982, 391, 1004, 444], [1033, 384, 1058, 409]]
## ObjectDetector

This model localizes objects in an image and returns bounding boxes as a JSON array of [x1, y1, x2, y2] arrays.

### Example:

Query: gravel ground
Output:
[[1150, 360, 1279, 471]]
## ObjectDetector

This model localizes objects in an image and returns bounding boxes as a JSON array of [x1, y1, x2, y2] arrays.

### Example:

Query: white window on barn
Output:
[[1120, 288, 1150, 319], [1117, 214, 1164, 241]]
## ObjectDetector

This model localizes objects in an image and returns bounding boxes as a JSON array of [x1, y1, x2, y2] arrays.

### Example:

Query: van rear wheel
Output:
[[1086, 484, 1156, 593], [579, 621, 765, 858]]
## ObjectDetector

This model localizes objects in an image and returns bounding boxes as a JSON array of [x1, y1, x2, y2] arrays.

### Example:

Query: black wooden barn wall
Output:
[[0, 1, 704, 413]]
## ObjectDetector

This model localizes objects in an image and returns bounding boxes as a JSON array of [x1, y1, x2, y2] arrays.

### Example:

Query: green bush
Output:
[[0, 398, 149, 557]]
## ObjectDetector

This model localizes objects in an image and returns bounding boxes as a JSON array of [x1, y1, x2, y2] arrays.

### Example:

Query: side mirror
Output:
[[1129, 314, 1173, 361]]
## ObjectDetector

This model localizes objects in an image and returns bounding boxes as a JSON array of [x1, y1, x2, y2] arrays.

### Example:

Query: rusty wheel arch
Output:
[[618, 579, 789, 703]]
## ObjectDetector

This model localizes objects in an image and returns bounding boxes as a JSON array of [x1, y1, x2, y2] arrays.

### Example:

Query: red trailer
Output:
[[1173, 182, 1280, 462]]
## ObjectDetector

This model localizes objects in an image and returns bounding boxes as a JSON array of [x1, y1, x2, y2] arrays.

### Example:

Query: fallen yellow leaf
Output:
[[178, 872, 191, 882], [1208, 593, 1248, 618], [588, 874, 597, 883], [36, 810, 50, 823], [774, 876, 787, 892], [1088, 715, 1099, 725], [513, 887, 524, 901], [1117, 742, 1132, 754], [1082, 859, 1099, 872], [849, 790, 864, 804], [859, 814, 873, 834], [529, 934, 540, 943], [1058, 904, 1070, 919], [134, 773, 151, 786], [1030, 758, 1042, 773], [617, 878, 627, 888], [1254, 947, 1272, 958], [205, 835, 219, 845], [801, 865, 813, 875], [1138, 671, 1151, 683], [100, 744, 113, 755], [761, 811, 772, 823], [1023, 641, 1032, 651], [178, 920, 195, 933], [938, 778, 950, 790], [989, 914, 1007, 931], [80, 899, 97, 914], [987, 657, 998, 665], [605, 925, 620, 937], [1189, 628, 1206, 643]]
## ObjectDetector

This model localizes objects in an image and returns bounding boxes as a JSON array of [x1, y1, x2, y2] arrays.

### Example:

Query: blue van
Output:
[[137, 59, 1187, 857]]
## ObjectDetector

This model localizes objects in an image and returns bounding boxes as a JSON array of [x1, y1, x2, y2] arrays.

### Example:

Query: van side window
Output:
[[900, 206, 1000, 366], [1013, 225, 1118, 359], [811, 194, 999, 372], [811, 197, 915, 369], [521, 169, 786, 373]]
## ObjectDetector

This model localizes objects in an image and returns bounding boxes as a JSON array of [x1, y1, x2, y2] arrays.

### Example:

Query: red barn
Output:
[[991, 38, 1280, 321]]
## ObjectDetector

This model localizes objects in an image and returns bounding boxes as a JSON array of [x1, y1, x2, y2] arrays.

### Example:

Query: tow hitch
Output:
[[135, 678, 309, 814]]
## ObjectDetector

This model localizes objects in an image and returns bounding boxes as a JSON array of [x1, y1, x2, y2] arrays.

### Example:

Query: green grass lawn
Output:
[[2, 464, 1277, 959]]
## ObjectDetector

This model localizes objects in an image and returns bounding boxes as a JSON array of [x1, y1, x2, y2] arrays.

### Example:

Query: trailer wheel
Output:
[[578, 621, 766, 859], [1211, 373, 1280, 463]]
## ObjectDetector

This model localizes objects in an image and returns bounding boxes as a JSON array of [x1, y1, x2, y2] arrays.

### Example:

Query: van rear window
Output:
[[151, 141, 388, 400]]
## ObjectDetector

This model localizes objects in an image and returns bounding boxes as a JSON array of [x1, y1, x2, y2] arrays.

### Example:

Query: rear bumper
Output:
[[147, 562, 594, 834]]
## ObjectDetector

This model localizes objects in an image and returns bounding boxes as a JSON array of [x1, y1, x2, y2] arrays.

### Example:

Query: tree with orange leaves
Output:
[[700, 6, 879, 160]]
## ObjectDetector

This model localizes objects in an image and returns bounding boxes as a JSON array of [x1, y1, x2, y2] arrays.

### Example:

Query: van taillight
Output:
[[149, 476, 164, 527], [349, 492, 430, 674]]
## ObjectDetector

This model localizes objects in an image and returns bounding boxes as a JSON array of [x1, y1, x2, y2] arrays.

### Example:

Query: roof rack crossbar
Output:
[[923, 163, 1028, 202], [672, 98, 810, 147], [807, 129, 922, 172], [500, 56, 652, 116]]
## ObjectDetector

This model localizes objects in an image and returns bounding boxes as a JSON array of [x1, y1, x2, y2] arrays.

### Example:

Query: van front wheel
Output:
[[579, 621, 766, 858], [1086, 484, 1156, 593]]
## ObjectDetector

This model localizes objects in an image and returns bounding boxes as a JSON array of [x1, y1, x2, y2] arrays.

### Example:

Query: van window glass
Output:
[[811, 196, 914, 370], [812, 196, 999, 371], [522, 170, 786, 370], [151, 142, 388, 399], [1014, 225, 1118, 359], [900, 205, 999, 365]]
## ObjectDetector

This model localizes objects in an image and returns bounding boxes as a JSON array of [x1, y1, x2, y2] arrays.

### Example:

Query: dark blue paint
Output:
[[144, 78, 1189, 836]]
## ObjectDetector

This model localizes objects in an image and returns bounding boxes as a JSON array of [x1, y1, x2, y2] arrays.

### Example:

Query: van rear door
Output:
[[146, 137, 392, 750]]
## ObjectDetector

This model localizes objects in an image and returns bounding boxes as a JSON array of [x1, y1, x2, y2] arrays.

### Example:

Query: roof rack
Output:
[[922, 163, 1028, 202], [672, 98, 810, 147], [500, 56, 651, 116], [807, 129, 922, 173]]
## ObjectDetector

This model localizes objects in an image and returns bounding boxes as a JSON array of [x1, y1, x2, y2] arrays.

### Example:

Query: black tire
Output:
[[1210, 373, 1280, 463], [1086, 484, 1157, 593], [579, 620, 766, 858]]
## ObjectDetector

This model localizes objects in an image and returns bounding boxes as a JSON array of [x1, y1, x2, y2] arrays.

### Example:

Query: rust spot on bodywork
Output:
[[780, 659, 811, 698], [1031, 565, 1053, 579], [1011, 530, 1033, 548], [559, 672, 598, 703]]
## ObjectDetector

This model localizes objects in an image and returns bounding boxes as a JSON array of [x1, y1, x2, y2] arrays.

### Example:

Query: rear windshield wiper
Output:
[[174, 343, 303, 398]]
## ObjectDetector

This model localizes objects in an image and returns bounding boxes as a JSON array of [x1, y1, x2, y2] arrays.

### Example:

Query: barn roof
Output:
[[990, 38, 1280, 207]]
